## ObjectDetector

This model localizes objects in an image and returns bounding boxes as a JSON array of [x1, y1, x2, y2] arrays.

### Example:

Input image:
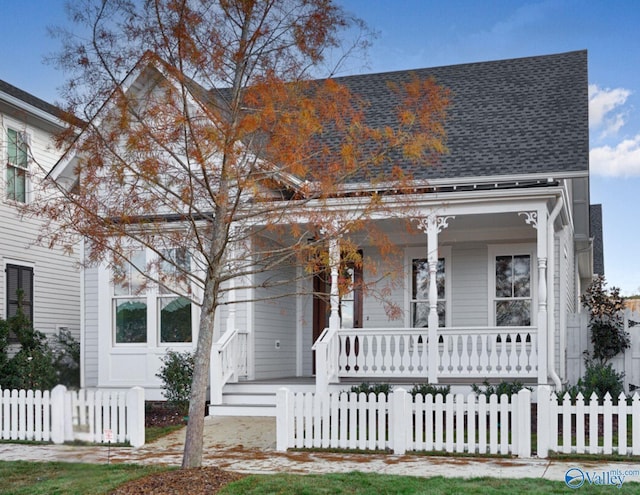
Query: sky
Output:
[[1, 0, 639, 295]]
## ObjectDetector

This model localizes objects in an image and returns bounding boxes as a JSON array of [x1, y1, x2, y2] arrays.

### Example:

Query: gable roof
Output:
[[0, 79, 70, 130], [330, 50, 588, 183]]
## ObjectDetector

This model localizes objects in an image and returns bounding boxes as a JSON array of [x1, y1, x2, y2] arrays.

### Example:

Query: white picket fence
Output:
[[537, 386, 640, 457], [276, 388, 531, 456], [0, 385, 145, 447], [276, 386, 640, 458]]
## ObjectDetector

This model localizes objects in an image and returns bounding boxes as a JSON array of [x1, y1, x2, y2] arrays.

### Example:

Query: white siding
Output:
[[0, 108, 80, 342], [450, 243, 488, 327], [253, 265, 298, 379], [83, 266, 100, 387]]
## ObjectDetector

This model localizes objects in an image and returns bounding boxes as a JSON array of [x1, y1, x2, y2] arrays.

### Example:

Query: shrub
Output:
[[471, 380, 531, 398], [349, 382, 392, 395], [409, 383, 450, 397], [156, 350, 194, 415], [53, 328, 81, 389], [581, 276, 629, 363], [564, 361, 626, 404]]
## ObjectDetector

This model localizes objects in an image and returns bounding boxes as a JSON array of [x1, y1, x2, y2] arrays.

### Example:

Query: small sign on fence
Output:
[[104, 429, 114, 443]]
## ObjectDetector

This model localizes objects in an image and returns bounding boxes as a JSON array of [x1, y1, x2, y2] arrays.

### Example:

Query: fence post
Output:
[[516, 389, 531, 458], [276, 387, 291, 452], [392, 388, 409, 455], [126, 387, 145, 448], [536, 385, 551, 458], [50, 385, 67, 445]]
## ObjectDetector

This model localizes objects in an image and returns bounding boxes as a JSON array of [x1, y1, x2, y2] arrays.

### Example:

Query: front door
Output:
[[312, 251, 363, 372]]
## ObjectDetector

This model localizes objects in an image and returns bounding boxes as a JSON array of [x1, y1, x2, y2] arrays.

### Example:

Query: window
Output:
[[6, 264, 33, 321], [6, 128, 28, 203], [493, 253, 532, 326], [158, 248, 192, 343], [113, 250, 147, 344], [411, 258, 446, 327], [112, 248, 193, 345]]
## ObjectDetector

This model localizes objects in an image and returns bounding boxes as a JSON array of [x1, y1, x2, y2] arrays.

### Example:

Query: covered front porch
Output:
[[209, 187, 573, 415]]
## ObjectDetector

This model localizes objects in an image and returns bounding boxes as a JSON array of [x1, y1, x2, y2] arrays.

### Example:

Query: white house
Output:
[[0, 81, 80, 344], [51, 50, 602, 414]]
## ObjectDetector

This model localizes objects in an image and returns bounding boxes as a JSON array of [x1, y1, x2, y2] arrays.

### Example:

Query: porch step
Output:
[[209, 403, 276, 417], [221, 392, 276, 406]]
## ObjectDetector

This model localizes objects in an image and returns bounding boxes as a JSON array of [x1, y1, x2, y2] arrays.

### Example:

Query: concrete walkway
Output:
[[1, 416, 638, 485]]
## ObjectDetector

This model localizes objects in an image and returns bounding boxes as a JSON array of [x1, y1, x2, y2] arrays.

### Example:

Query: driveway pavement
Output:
[[1, 416, 638, 486]]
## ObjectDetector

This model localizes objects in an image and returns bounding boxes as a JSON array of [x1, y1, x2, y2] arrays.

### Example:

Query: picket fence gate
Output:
[[276, 388, 531, 456], [0, 385, 145, 447]]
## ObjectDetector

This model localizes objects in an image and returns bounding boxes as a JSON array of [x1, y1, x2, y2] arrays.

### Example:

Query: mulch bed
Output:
[[110, 467, 245, 494]]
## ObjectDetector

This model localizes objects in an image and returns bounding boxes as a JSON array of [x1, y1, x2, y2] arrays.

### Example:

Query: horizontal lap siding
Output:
[[253, 265, 297, 379], [0, 121, 80, 340], [83, 267, 99, 387], [451, 243, 488, 327]]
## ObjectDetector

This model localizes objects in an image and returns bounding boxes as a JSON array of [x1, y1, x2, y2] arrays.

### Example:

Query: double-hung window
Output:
[[407, 246, 450, 328], [112, 248, 193, 345], [490, 245, 534, 327], [158, 248, 192, 343], [6, 128, 28, 203], [113, 250, 147, 344]]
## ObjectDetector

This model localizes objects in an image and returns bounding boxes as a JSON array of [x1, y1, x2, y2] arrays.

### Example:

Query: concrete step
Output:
[[208, 403, 276, 417], [222, 392, 277, 406]]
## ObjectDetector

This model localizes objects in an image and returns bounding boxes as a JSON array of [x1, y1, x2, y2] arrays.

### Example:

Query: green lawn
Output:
[[2, 462, 638, 494], [0, 461, 171, 495]]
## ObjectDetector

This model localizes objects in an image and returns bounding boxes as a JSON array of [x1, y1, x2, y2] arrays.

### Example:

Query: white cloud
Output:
[[589, 84, 631, 138], [590, 135, 640, 177]]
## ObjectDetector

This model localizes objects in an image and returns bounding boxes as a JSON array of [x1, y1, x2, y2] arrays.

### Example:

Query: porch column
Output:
[[520, 209, 548, 385], [415, 214, 454, 384], [426, 217, 439, 383], [328, 237, 341, 330]]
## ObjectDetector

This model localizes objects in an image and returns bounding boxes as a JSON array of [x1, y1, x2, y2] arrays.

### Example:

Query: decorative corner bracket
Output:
[[518, 211, 538, 229]]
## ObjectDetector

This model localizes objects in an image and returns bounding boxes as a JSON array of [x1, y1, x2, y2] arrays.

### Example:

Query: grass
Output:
[[145, 424, 184, 443], [0, 461, 171, 495], [2, 462, 639, 494], [219, 472, 635, 494]]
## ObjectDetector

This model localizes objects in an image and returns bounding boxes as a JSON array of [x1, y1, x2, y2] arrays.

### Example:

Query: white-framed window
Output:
[[113, 250, 147, 344], [406, 246, 451, 328], [6, 128, 29, 203], [488, 244, 536, 327], [112, 248, 194, 345], [158, 248, 192, 344]]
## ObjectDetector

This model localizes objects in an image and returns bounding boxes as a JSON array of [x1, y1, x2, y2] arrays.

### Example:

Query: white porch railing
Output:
[[324, 326, 538, 382], [311, 326, 340, 393], [210, 328, 248, 404], [439, 327, 537, 378]]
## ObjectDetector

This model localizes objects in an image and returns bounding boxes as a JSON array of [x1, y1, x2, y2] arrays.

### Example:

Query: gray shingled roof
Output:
[[330, 50, 588, 182]]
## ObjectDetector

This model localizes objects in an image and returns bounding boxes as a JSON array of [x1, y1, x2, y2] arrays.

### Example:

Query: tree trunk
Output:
[[181, 275, 218, 468]]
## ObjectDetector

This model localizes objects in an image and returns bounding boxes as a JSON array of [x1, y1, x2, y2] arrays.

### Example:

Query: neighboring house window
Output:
[[113, 250, 147, 344], [158, 248, 192, 343], [6, 264, 34, 321], [6, 128, 29, 203], [494, 253, 532, 326]]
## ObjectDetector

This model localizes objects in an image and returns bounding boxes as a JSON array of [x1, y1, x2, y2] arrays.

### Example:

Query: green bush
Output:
[[349, 382, 392, 395], [562, 361, 626, 404], [471, 380, 531, 398], [53, 328, 81, 388], [156, 350, 194, 415], [409, 383, 450, 397]]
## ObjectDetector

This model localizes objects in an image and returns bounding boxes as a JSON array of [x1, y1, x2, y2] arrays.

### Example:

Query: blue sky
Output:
[[2, 0, 639, 295]]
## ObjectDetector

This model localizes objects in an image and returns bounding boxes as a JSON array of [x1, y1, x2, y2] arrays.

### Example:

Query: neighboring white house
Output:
[[51, 50, 602, 412], [0, 81, 80, 343]]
